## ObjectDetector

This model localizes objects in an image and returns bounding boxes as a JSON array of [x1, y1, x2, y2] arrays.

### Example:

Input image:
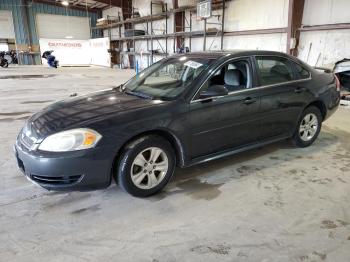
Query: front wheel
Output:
[[116, 135, 176, 197], [292, 106, 322, 147], [1, 61, 8, 68]]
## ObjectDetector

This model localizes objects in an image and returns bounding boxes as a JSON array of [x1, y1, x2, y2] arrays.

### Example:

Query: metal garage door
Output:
[[0, 10, 15, 39], [36, 14, 90, 39]]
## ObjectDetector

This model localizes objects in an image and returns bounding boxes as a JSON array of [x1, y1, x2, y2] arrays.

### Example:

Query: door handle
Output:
[[294, 87, 306, 93], [243, 97, 257, 105]]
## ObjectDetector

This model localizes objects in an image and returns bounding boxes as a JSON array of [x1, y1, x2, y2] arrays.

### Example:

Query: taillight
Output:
[[334, 74, 341, 92]]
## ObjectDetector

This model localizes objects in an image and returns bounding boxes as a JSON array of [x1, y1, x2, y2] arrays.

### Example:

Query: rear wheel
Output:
[[4, 55, 12, 64], [115, 135, 176, 197], [292, 106, 322, 147]]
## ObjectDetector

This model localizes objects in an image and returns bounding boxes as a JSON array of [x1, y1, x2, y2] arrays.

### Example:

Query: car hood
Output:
[[24, 89, 161, 140]]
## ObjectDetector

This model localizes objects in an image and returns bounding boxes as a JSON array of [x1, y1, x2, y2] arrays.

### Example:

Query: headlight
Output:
[[38, 128, 102, 152]]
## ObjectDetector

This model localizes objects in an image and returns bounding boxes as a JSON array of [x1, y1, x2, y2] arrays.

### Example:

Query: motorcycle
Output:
[[42, 50, 59, 68], [4, 50, 18, 64], [0, 52, 9, 68]]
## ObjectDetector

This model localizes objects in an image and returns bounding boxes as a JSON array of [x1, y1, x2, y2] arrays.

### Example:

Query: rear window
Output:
[[256, 56, 294, 86], [294, 63, 310, 79]]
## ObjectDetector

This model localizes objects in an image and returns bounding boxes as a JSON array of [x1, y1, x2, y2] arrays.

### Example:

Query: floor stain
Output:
[[337, 177, 347, 183], [0, 118, 15, 122], [0, 74, 56, 80], [152, 178, 223, 201], [288, 169, 298, 175], [328, 231, 335, 239], [336, 219, 350, 227], [43, 193, 92, 210], [190, 244, 231, 255], [0, 115, 30, 122], [321, 220, 337, 229], [312, 251, 327, 260], [176, 178, 223, 200], [0, 111, 31, 116], [309, 178, 332, 185], [236, 165, 265, 175], [21, 100, 53, 104], [340, 166, 350, 172], [71, 204, 100, 215]]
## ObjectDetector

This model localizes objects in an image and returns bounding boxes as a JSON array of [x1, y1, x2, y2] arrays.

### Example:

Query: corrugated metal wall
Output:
[[0, 0, 101, 64]]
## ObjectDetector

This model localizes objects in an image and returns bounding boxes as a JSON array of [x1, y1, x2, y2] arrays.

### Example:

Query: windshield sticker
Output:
[[184, 60, 203, 69]]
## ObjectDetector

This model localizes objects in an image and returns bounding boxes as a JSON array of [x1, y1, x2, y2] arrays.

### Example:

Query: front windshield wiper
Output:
[[124, 90, 153, 100], [112, 84, 152, 99], [112, 84, 123, 92]]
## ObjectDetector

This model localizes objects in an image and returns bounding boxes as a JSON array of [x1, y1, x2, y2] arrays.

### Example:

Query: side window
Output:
[[256, 56, 294, 86], [294, 63, 310, 79], [195, 59, 251, 99], [209, 60, 250, 91]]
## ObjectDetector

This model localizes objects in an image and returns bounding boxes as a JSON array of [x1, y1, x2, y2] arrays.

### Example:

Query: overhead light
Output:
[[65, 35, 73, 39], [61, 0, 69, 6]]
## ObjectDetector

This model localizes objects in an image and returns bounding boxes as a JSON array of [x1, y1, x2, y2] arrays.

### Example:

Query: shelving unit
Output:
[[92, 14, 167, 31], [93, 0, 228, 69]]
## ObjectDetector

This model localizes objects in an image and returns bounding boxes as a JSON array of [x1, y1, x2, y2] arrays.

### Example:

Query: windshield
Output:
[[122, 57, 213, 100]]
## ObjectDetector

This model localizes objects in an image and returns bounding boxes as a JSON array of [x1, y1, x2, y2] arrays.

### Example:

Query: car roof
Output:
[[171, 50, 291, 59]]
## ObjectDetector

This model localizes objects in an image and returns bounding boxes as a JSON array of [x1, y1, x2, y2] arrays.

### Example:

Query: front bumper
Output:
[[14, 139, 114, 191]]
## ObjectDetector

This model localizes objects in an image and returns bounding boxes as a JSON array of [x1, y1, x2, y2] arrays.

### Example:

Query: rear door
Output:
[[254, 56, 312, 140], [189, 57, 261, 158]]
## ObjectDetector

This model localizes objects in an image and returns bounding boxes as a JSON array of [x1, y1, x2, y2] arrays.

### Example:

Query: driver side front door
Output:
[[189, 58, 261, 159]]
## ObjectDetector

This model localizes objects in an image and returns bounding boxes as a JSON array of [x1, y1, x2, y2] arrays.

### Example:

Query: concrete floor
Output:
[[1, 66, 349, 262]]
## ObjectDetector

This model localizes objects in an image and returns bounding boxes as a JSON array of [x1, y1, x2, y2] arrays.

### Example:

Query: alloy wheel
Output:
[[131, 147, 169, 189], [299, 113, 318, 142]]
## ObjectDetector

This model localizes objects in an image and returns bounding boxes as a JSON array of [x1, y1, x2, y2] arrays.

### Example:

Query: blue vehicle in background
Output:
[[42, 50, 59, 68]]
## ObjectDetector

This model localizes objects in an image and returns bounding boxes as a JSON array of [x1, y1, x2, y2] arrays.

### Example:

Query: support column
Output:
[[286, 0, 305, 56]]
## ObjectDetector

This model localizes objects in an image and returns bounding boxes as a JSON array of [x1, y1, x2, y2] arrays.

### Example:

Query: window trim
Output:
[[293, 62, 311, 80], [191, 54, 312, 104], [254, 55, 297, 87], [190, 56, 254, 103], [253, 55, 312, 86]]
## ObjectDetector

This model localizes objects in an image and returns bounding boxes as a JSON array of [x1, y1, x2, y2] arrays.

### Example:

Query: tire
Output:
[[1, 61, 8, 68], [116, 135, 176, 197], [292, 106, 322, 147]]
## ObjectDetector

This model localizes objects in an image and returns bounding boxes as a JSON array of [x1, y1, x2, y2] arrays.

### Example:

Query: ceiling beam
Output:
[[34, 0, 100, 12], [91, 0, 123, 7], [73, 0, 84, 6]]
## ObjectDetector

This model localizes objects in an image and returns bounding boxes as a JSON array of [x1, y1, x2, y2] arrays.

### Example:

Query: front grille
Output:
[[30, 174, 83, 186]]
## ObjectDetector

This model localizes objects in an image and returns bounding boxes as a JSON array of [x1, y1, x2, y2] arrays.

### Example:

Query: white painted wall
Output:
[[0, 11, 15, 39], [298, 0, 350, 66], [185, 0, 288, 53], [124, 0, 290, 68], [0, 43, 9, 51], [303, 0, 350, 26], [36, 14, 90, 40], [298, 30, 350, 67], [102, 7, 123, 41], [189, 0, 289, 32], [186, 33, 287, 53], [115, 0, 350, 69]]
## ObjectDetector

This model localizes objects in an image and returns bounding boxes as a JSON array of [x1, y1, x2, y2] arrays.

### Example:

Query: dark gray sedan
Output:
[[14, 50, 340, 197]]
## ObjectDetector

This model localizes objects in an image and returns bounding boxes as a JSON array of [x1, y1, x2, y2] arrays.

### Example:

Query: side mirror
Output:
[[199, 85, 228, 99]]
